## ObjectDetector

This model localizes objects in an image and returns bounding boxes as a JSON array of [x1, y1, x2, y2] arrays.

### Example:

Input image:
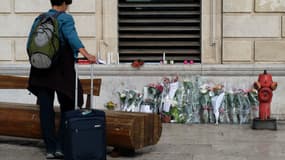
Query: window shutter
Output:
[[119, 0, 201, 63]]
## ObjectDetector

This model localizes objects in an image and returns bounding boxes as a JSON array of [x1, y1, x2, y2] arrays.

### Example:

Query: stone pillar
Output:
[[201, 0, 222, 64]]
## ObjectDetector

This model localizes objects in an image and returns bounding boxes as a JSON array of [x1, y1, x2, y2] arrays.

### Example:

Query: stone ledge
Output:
[[0, 64, 284, 77]]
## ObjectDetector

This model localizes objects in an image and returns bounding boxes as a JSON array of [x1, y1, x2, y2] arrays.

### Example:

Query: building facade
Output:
[[0, 0, 285, 118]]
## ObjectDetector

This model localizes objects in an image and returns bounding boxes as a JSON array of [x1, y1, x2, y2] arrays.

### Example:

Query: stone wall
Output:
[[223, 0, 285, 63], [0, 0, 97, 63]]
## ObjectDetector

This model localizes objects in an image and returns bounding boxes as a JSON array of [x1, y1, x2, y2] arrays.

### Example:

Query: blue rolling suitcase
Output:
[[64, 60, 106, 160]]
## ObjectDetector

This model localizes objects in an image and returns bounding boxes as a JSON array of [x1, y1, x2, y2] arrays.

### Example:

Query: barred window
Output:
[[118, 0, 201, 63]]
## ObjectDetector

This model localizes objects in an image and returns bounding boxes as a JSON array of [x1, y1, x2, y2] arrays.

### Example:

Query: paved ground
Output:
[[1, 122, 285, 160]]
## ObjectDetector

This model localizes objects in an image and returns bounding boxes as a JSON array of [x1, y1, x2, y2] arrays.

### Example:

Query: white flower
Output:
[[171, 100, 178, 107], [209, 91, 215, 97], [120, 93, 126, 98], [199, 84, 209, 94]]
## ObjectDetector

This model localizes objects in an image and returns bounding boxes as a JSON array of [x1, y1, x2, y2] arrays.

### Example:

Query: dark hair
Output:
[[50, 0, 72, 6]]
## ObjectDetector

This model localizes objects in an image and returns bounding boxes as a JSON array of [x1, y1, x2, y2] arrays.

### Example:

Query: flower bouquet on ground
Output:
[[118, 89, 127, 111], [142, 82, 163, 113], [118, 89, 142, 112], [191, 77, 202, 123], [248, 88, 259, 119], [210, 84, 225, 125], [182, 79, 201, 124], [182, 80, 193, 123], [160, 76, 179, 115], [199, 84, 211, 123], [234, 89, 251, 124], [227, 90, 239, 124], [219, 95, 230, 124]]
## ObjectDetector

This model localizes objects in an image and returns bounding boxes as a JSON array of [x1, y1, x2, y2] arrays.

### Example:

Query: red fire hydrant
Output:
[[254, 70, 277, 120]]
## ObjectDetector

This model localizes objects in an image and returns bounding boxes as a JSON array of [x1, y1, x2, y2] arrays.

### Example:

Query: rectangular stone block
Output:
[[69, 0, 96, 13], [223, 0, 252, 12], [73, 15, 96, 37], [0, 15, 35, 37], [255, 41, 285, 61], [223, 40, 252, 62], [14, 0, 49, 13], [0, 0, 11, 13], [0, 39, 13, 60], [15, 39, 28, 61], [256, 0, 285, 12], [223, 15, 280, 37]]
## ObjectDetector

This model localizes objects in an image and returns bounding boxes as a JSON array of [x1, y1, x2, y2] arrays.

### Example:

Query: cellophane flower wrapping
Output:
[[172, 82, 185, 123], [160, 77, 171, 114], [181, 80, 193, 123], [227, 90, 239, 124], [191, 77, 201, 123], [118, 89, 127, 111], [209, 84, 225, 124], [248, 89, 259, 119], [121, 89, 142, 112], [234, 89, 251, 124], [219, 95, 230, 124], [142, 83, 163, 113], [199, 85, 211, 123]]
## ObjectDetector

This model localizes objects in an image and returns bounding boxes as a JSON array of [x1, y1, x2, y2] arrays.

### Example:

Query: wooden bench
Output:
[[0, 75, 162, 155]]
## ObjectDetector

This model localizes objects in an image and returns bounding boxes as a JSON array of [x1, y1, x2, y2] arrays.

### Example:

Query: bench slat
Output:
[[0, 75, 101, 96], [0, 75, 28, 89]]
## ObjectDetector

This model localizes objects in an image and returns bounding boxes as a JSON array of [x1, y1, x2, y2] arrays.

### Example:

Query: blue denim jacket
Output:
[[27, 9, 84, 58]]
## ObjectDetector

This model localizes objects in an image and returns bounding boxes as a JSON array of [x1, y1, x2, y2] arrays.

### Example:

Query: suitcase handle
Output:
[[75, 58, 95, 110]]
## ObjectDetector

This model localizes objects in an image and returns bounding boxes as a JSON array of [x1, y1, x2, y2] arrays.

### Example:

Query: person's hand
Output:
[[86, 54, 97, 63]]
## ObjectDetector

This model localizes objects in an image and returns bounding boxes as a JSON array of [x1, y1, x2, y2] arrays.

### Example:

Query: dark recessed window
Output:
[[118, 0, 201, 63]]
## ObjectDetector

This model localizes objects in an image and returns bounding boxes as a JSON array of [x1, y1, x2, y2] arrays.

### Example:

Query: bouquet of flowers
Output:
[[234, 89, 251, 124], [199, 84, 211, 123], [118, 89, 127, 110], [142, 83, 163, 113], [160, 76, 179, 114], [219, 95, 230, 124], [191, 77, 201, 123], [210, 84, 225, 124], [118, 89, 142, 112], [182, 80, 194, 123], [248, 88, 259, 119], [227, 90, 239, 124]]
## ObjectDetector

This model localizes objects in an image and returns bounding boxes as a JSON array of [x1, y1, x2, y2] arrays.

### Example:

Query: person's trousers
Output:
[[37, 87, 74, 153]]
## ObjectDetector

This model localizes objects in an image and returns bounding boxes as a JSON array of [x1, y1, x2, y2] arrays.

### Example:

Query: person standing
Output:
[[27, 0, 96, 159]]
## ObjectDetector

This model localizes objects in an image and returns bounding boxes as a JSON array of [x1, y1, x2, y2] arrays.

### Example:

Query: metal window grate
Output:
[[118, 0, 201, 63]]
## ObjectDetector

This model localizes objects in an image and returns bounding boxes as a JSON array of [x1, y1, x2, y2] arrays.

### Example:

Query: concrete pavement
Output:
[[1, 122, 285, 160]]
